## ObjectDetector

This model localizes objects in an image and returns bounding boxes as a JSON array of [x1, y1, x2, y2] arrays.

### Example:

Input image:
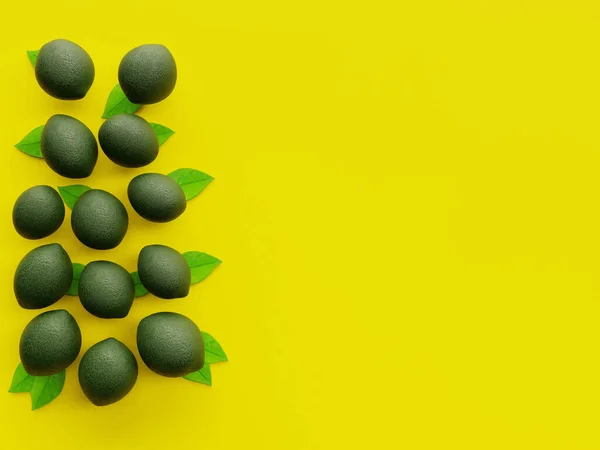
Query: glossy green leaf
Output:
[[67, 263, 85, 296], [202, 332, 228, 364], [58, 185, 91, 209], [168, 168, 214, 201], [8, 363, 34, 393], [131, 271, 149, 297], [27, 50, 38, 67], [183, 251, 222, 285], [30, 370, 65, 410], [102, 84, 141, 119], [15, 125, 44, 158], [184, 364, 212, 386], [150, 123, 175, 146]]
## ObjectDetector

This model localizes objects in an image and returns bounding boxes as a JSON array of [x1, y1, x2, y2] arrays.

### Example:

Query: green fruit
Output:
[[137, 312, 204, 377], [98, 114, 159, 168], [41, 114, 98, 178], [78, 261, 135, 319], [78, 338, 138, 406], [14, 243, 73, 309], [20, 310, 82, 376], [13, 185, 65, 239], [71, 190, 129, 250], [118, 44, 177, 104], [35, 39, 95, 100], [137, 245, 191, 299], [128, 173, 187, 223]]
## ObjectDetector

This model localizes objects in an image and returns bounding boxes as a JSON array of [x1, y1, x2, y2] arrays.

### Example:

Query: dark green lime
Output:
[[78, 261, 135, 319], [137, 312, 204, 377], [137, 245, 190, 299], [20, 309, 82, 376], [78, 338, 138, 406], [14, 243, 72, 309], [98, 114, 159, 168], [128, 173, 186, 222], [35, 39, 94, 100], [118, 44, 177, 104], [41, 114, 98, 178], [13, 185, 65, 239], [71, 190, 129, 250]]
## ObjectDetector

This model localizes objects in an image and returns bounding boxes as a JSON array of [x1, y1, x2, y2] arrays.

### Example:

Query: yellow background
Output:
[[2, 0, 600, 448]]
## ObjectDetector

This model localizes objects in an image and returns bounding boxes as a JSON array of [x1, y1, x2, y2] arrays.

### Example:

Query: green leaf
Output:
[[168, 168, 214, 201], [67, 263, 85, 296], [30, 370, 65, 410], [131, 271, 149, 297], [184, 364, 212, 386], [8, 363, 34, 393], [15, 125, 44, 158], [102, 84, 141, 119], [150, 123, 175, 146], [183, 252, 222, 285], [58, 185, 91, 209], [202, 332, 228, 364], [27, 50, 38, 67]]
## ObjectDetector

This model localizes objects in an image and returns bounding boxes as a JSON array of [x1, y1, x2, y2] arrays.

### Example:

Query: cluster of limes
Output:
[[8, 39, 227, 410]]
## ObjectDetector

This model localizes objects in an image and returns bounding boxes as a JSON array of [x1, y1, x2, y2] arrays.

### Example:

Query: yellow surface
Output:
[[3, 0, 600, 449]]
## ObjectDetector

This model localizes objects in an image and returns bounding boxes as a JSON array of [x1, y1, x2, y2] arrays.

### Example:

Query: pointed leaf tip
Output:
[[150, 123, 175, 146], [184, 364, 212, 386], [183, 252, 222, 285], [168, 168, 214, 201], [15, 125, 44, 158], [27, 50, 38, 67], [58, 185, 91, 209], [202, 332, 228, 364], [102, 84, 141, 119]]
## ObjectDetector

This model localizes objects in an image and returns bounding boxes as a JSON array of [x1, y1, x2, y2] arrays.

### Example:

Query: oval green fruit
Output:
[[14, 243, 73, 309], [13, 185, 65, 239], [128, 173, 187, 223], [78, 261, 135, 319], [137, 312, 204, 377], [98, 114, 159, 168], [35, 39, 95, 100], [20, 309, 82, 376], [71, 190, 129, 250], [78, 338, 138, 406], [41, 114, 98, 178], [137, 245, 191, 299], [118, 44, 177, 104]]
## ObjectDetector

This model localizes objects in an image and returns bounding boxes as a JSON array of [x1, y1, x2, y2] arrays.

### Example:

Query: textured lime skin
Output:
[[118, 44, 177, 104], [14, 243, 73, 309], [137, 312, 204, 377], [41, 114, 98, 178], [98, 114, 159, 168], [20, 310, 82, 376], [78, 261, 135, 319], [35, 39, 95, 100], [128, 173, 187, 222], [78, 338, 138, 406], [137, 245, 191, 299], [13, 185, 65, 239], [71, 190, 129, 250]]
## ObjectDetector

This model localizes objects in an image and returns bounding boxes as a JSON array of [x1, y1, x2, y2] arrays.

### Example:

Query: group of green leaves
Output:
[[184, 332, 228, 385], [9, 331, 227, 410], [8, 364, 65, 411]]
